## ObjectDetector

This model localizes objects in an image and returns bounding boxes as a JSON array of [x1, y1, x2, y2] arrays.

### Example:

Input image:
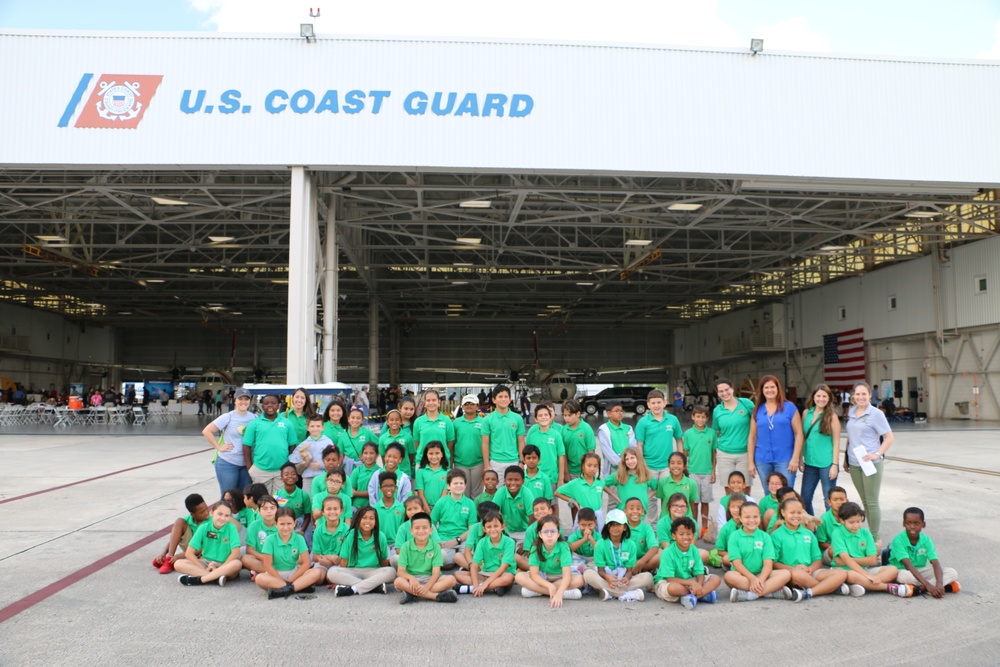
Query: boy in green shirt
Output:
[[653, 517, 720, 609], [492, 465, 535, 542], [152, 493, 209, 574], [816, 486, 849, 563], [567, 508, 599, 567], [474, 470, 499, 507], [375, 472, 407, 546], [561, 399, 596, 478], [890, 506, 960, 597], [431, 470, 477, 566], [481, 385, 526, 478], [454, 509, 516, 596], [274, 463, 311, 534], [682, 406, 718, 539], [175, 501, 243, 587], [393, 513, 459, 604], [522, 445, 553, 501], [624, 497, 660, 574]]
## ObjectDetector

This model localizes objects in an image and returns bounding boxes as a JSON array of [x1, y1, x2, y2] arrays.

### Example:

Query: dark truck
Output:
[[579, 386, 655, 417]]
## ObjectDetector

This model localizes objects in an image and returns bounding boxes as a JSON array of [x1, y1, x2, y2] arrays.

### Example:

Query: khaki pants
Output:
[[896, 564, 957, 587], [646, 468, 673, 527], [583, 569, 653, 597], [249, 465, 282, 495], [716, 452, 749, 490], [456, 463, 484, 499], [490, 460, 519, 480], [655, 573, 719, 602], [326, 566, 396, 594]]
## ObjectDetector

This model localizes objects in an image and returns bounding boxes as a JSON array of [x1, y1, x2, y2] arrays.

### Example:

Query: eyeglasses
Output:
[[670, 504, 687, 509], [540, 529, 560, 535]]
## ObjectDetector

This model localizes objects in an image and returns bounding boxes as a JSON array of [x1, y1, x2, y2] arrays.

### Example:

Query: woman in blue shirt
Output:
[[747, 375, 804, 497]]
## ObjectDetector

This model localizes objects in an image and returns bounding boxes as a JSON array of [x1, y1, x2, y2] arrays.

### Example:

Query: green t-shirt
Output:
[[566, 528, 596, 558], [635, 412, 683, 470], [313, 489, 354, 516], [712, 398, 754, 455], [525, 470, 554, 501], [465, 522, 485, 552], [246, 518, 277, 552], [452, 415, 485, 467], [815, 508, 841, 545], [759, 495, 780, 523], [338, 529, 389, 568], [190, 520, 240, 562], [243, 415, 297, 472], [415, 466, 450, 509], [261, 532, 308, 571], [430, 494, 477, 540], [593, 537, 638, 570], [398, 538, 444, 576], [349, 464, 381, 508], [473, 534, 517, 572], [236, 507, 257, 529], [556, 476, 605, 511], [656, 515, 678, 548], [482, 409, 526, 463], [604, 473, 656, 511], [771, 524, 821, 566], [493, 485, 535, 532], [474, 490, 496, 507], [413, 413, 456, 463], [312, 518, 349, 556], [627, 522, 657, 556], [394, 520, 441, 550], [831, 525, 877, 569], [655, 475, 699, 517], [525, 424, 565, 483], [561, 421, 596, 476], [802, 407, 836, 469], [322, 422, 346, 444], [274, 485, 311, 518], [603, 421, 636, 464], [528, 541, 572, 576], [378, 428, 416, 477], [375, 500, 407, 545], [682, 426, 718, 476], [889, 531, 939, 569], [336, 427, 377, 462], [655, 542, 704, 583], [715, 518, 740, 551], [727, 528, 775, 575]]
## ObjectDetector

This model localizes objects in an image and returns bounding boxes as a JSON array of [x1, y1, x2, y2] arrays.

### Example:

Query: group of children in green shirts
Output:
[[154, 387, 959, 607]]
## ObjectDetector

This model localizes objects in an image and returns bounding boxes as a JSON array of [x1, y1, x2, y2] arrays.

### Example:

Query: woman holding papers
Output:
[[844, 381, 894, 546]]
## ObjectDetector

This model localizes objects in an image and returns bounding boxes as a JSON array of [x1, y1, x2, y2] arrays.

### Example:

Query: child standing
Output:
[[475, 470, 500, 507], [522, 445, 554, 501], [393, 512, 459, 604], [289, 415, 333, 494], [374, 472, 407, 546], [175, 501, 243, 587], [378, 409, 416, 478], [525, 404, 566, 490], [682, 406, 718, 539], [514, 516, 585, 606], [584, 509, 653, 601], [253, 508, 326, 599], [336, 406, 377, 469], [603, 447, 657, 513], [654, 452, 699, 522], [890, 507, 960, 598], [452, 395, 486, 499], [454, 510, 516, 596], [555, 452, 606, 529], [274, 463, 311, 534], [724, 502, 793, 602], [831, 502, 911, 597], [597, 402, 637, 476], [328, 506, 397, 596], [431, 470, 476, 566], [771, 497, 848, 601], [415, 442, 450, 511], [561, 399, 596, 480], [654, 517, 721, 609], [367, 443, 413, 505], [481, 384, 527, 479]]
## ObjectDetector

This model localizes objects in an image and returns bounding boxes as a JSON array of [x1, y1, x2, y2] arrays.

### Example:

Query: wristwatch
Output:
[[456, 536, 463, 545]]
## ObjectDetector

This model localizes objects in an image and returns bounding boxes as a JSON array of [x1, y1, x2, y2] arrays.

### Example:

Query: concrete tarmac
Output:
[[0, 420, 997, 666]]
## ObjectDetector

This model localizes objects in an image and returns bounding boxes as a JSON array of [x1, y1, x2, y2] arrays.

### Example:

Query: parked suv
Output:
[[579, 386, 655, 416]]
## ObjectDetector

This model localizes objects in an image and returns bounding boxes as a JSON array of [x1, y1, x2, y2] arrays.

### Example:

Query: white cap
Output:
[[462, 394, 479, 405]]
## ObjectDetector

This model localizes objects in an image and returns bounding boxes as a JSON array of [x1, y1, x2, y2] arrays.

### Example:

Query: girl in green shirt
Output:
[[514, 515, 584, 607], [253, 507, 326, 599]]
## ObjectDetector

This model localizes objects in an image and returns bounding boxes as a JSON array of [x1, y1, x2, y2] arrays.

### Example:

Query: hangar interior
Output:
[[2, 166, 999, 418]]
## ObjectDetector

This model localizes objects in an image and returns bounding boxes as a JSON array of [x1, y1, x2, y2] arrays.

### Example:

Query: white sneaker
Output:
[[839, 583, 851, 596], [849, 584, 867, 597], [520, 587, 541, 598], [562, 589, 583, 600], [619, 589, 644, 602], [601, 589, 613, 601]]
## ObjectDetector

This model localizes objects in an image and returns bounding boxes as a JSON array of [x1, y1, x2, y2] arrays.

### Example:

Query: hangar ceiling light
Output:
[[668, 203, 703, 211], [625, 239, 652, 246], [459, 200, 491, 208], [456, 237, 482, 245], [208, 235, 236, 242], [150, 196, 191, 206]]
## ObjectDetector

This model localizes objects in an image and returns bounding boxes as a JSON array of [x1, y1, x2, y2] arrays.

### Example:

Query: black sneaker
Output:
[[301, 585, 316, 594], [494, 585, 510, 597], [335, 585, 355, 598], [399, 591, 415, 605], [268, 584, 294, 600], [436, 589, 459, 603], [178, 575, 196, 586], [372, 583, 387, 594]]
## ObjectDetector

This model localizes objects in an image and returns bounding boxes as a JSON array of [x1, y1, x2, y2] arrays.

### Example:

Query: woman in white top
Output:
[[844, 381, 894, 544]]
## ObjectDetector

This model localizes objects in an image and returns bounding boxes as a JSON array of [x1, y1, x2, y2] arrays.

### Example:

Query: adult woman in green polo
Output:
[[712, 378, 755, 486], [282, 387, 316, 444]]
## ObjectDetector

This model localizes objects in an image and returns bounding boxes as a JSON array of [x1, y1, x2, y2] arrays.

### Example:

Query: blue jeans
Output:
[[800, 465, 837, 516], [755, 459, 796, 497], [215, 458, 252, 498]]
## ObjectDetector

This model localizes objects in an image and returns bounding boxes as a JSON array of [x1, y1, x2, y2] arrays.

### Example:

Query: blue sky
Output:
[[2, 0, 1000, 59]]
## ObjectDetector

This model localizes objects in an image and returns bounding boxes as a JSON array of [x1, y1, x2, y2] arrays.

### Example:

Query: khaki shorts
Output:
[[691, 474, 713, 503]]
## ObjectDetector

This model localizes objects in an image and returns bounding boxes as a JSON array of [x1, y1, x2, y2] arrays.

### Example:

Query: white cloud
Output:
[[976, 20, 1000, 59], [187, 0, 742, 49], [752, 16, 832, 54]]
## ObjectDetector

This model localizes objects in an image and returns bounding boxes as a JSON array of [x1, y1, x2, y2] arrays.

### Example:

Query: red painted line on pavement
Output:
[[0, 448, 213, 506], [0, 525, 170, 624]]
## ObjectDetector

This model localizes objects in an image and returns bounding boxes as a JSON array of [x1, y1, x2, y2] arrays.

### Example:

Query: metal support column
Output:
[[286, 167, 319, 385], [369, 303, 379, 396], [321, 196, 338, 382]]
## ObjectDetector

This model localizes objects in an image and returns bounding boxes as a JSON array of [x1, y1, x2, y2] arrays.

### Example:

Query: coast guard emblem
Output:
[[96, 81, 142, 121], [70, 73, 163, 129]]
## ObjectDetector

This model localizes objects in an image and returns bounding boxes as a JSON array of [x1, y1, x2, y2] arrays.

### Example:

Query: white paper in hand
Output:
[[852, 446, 878, 477]]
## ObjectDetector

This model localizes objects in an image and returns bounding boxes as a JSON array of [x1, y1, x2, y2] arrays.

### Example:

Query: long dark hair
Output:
[[348, 506, 384, 564], [419, 441, 450, 469], [325, 397, 349, 429], [290, 387, 317, 419], [805, 383, 837, 435], [531, 515, 564, 565]]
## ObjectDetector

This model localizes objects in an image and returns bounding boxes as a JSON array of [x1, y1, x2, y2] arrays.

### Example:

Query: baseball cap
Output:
[[461, 394, 479, 405], [234, 388, 252, 399], [605, 509, 628, 525]]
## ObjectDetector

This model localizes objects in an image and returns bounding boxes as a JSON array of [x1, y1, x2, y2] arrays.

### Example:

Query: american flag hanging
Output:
[[823, 328, 867, 386]]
